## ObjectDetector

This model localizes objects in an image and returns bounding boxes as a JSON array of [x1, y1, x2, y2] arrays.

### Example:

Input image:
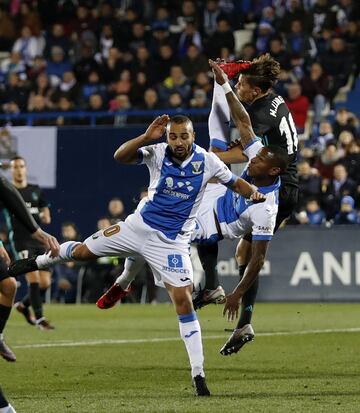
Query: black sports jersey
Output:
[[247, 92, 298, 187], [7, 184, 48, 247]]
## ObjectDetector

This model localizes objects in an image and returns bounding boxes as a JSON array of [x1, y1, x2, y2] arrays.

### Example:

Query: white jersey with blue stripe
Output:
[[136, 142, 236, 240], [215, 139, 280, 241]]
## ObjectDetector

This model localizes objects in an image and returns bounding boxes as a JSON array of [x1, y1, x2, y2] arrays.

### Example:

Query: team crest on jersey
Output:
[[191, 161, 203, 174]]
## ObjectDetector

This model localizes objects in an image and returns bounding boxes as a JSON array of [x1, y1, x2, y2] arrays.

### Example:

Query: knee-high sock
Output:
[[36, 241, 81, 269], [29, 283, 43, 320], [115, 257, 145, 289], [0, 387, 8, 409], [0, 304, 11, 336], [208, 81, 230, 150], [197, 243, 219, 290], [236, 264, 259, 329], [21, 293, 30, 308], [178, 312, 205, 378]]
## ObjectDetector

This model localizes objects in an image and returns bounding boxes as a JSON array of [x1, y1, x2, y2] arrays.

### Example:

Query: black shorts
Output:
[[0, 257, 9, 282], [14, 243, 47, 260], [243, 185, 299, 242]]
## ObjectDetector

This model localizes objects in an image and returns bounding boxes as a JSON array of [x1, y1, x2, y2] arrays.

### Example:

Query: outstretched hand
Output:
[[250, 191, 266, 203], [223, 292, 241, 322], [32, 228, 60, 257], [144, 115, 171, 142], [208, 59, 229, 86]]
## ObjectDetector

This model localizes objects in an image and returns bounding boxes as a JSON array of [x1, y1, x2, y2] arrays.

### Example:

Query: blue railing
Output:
[[0, 108, 211, 127]]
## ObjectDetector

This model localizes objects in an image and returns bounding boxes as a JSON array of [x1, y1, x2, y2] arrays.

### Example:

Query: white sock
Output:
[[178, 312, 205, 378], [36, 241, 81, 268], [0, 334, 3, 340], [208, 81, 230, 151], [115, 257, 145, 289], [0, 404, 17, 413]]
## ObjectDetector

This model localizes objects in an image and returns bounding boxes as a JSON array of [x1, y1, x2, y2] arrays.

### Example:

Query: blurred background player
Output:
[[193, 54, 299, 352], [7, 156, 54, 330], [0, 175, 59, 362]]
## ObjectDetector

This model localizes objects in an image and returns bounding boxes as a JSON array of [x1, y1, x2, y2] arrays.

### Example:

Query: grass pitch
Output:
[[2, 303, 360, 412]]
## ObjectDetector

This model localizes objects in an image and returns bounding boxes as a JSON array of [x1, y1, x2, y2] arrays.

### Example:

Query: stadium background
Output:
[[0, 0, 359, 303]]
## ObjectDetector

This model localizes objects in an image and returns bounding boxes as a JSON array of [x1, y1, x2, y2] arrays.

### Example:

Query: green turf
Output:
[[2, 303, 360, 412]]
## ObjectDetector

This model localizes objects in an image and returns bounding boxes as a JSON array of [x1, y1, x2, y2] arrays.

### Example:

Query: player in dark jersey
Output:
[[193, 54, 298, 354], [0, 175, 59, 412], [8, 156, 54, 330]]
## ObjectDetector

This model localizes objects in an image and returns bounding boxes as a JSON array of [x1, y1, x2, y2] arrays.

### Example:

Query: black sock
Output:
[[22, 293, 31, 308], [236, 265, 259, 329], [197, 243, 219, 290], [29, 283, 43, 320], [0, 386, 9, 408], [0, 304, 11, 335], [40, 288, 47, 303]]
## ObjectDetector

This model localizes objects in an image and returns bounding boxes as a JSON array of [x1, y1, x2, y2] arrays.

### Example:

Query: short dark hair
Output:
[[242, 53, 281, 92], [169, 115, 194, 131], [10, 156, 25, 163], [266, 145, 288, 173]]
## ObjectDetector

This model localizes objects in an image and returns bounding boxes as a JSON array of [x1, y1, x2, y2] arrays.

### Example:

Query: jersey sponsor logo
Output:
[[191, 160, 203, 174], [103, 224, 121, 237], [255, 225, 271, 233], [162, 254, 191, 275], [163, 178, 193, 199]]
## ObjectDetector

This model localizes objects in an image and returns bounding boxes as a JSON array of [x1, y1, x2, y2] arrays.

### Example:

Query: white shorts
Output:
[[85, 212, 193, 288], [191, 183, 226, 244]]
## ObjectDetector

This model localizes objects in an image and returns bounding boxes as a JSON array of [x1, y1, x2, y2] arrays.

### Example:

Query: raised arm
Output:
[[223, 240, 269, 321], [209, 59, 256, 149], [215, 145, 248, 164], [114, 114, 170, 164]]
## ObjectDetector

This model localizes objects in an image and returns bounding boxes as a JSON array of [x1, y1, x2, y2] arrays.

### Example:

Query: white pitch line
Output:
[[12, 327, 360, 349]]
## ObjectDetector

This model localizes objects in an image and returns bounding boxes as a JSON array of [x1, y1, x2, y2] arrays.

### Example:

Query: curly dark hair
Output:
[[241, 53, 281, 92]]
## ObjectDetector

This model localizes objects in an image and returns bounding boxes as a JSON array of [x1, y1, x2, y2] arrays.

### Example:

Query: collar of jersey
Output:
[[166, 143, 196, 167], [256, 176, 281, 194]]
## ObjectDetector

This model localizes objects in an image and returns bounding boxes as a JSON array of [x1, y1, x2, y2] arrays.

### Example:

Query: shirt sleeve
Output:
[[243, 139, 263, 162], [250, 203, 277, 241], [137, 143, 165, 167], [207, 152, 236, 186]]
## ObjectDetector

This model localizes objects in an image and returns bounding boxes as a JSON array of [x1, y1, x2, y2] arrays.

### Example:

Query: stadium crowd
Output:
[[0, 0, 359, 303]]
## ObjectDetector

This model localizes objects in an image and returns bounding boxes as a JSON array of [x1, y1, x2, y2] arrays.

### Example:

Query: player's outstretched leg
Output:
[[96, 257, 144, 309], [219, 324, 255, 356], [0, 276, 17, 362]]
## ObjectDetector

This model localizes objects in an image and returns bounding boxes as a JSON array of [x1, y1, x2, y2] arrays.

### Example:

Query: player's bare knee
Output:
[[0, 277, 17, 298], [26, 271, 40, 283]]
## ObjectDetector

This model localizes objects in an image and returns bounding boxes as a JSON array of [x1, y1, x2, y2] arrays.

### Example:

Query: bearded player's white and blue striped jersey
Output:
[[135, 142, 237, 241], [192, 139, 280, 244]]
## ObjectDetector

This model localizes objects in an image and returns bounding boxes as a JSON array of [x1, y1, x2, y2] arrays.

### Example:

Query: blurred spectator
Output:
[[311, 120, 334, 154], [108, 197, 126, 223], [296, 198, 326, 225], [334, 195, 358, 224], [139, 88, 162, 110], [44, 23, 72, 59], [314, 142, 344, 179], [343, 140, 360, 184], [254, 21, 274, 54], [311, 0, 338, 38], [322, 163, 357, 219], [15, 2, 42, 37], [128, 21, 151, 54], [28, 73, 54, 109], [130, 45, 155, 85], [1, 72, 29, 111], [332, 108, 359, 140], [205, 17, 235, 59], [170, 0, 199, 34], [153, 43, 180, 84], [74, 44, 100, 84], [269, 36, 292, 70], [181, 43, 209, 81], [301, 62, 330, 124], [80, 70, 107, 106], [102, 47, 130, 84], [285, 83, 310, 133], [158, 65, 192, 104], [337, 130, 355, 151], [201, 0, 221, 37], [320, 36, 354, 100], [178, 20, 202, 58], [12, 26, 45, 66], [130, 72, 149, 107], [285, 20, 317, 61], [278, 0, 310, 34], [46, 46, 72, 84], [0, 8, 16, 51], [55, 96, 76, 126], [0, 52, 26, 80], [238, 42, 257, 61], [298, 160, 322, 208], [52, 71, 80, 104]]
